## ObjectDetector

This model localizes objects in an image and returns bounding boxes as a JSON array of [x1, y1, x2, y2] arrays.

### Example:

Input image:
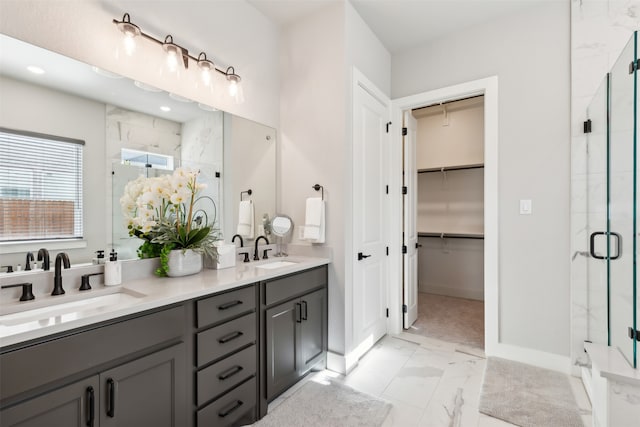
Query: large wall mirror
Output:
[[0, 34, 276, 264]]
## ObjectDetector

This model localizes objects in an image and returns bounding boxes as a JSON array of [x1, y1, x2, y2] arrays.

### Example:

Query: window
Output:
[[121, 148, 174, 170], [0, 128, 84, 242]]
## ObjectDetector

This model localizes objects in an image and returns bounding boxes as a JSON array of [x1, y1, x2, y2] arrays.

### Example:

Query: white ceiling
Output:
[[247, 0, 549, 53]]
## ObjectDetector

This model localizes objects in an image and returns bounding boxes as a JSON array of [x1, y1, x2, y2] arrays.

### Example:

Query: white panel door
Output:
[[353, 79, 390, 348], [403, 111, 418, 328]]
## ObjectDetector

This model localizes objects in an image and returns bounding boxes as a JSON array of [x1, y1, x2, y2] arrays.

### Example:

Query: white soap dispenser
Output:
[[104, 249, 122, 286]]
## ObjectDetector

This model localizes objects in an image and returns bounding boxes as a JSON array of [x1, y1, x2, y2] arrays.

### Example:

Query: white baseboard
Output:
[[420, 284, 484, 301], [488, 342, 572, 374], [327, 351, 351, 375]]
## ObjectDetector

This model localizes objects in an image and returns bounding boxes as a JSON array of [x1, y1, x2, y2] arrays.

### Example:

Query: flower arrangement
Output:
[[120, 167, 220, 276]]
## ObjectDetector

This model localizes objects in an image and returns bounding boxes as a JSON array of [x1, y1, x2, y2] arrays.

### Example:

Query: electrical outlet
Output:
[[298, 226, 305, 240]]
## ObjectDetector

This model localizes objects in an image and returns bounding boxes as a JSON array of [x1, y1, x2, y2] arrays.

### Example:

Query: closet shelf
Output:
[[418, 232, 484, 240], [418, 163, 484, 173]]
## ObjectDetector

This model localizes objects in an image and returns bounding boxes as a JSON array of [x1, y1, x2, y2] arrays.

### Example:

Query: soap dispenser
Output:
[[104, 249, 122, 286], [93, 250, 105, 265]]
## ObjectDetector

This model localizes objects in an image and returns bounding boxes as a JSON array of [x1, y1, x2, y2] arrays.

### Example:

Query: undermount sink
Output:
[[0, 289, 147, 327], [255, 261, 298, 270]]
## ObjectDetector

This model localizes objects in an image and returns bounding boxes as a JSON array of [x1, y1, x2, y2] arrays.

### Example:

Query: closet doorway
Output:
[[402, 95, 485, 351]]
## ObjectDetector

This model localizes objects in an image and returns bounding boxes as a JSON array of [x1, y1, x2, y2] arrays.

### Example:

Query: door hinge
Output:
[[402, 186, 407, 195], [583, 119, 592, 134], [629, 327, 640, 341], [386, 308, 389, 318], [386, 246, 389, 256], [630, 59, 639, 74], [386, 122, 392, 133], [402, 127, 407, 136], [402, 245, 407, 254], [402, 304, 407, 313], [215, 171, 221, 178], [386, 185, 389, 194]]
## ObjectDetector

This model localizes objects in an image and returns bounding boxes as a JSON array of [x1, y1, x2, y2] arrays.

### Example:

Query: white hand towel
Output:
[[303, 197, 325, 243], [237, 200, 254, 239]]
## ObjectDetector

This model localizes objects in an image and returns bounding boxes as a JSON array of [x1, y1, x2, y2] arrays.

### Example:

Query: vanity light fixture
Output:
[[112, 13, 244, 103], [115, 13, 140, 56], [225, 66, 244, 103]]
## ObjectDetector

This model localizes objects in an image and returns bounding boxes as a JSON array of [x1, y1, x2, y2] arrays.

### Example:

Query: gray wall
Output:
[[392, 2, 571, 356]]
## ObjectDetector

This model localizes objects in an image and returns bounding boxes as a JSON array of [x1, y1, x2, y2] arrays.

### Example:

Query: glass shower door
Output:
[[608, 32, 637, 368], [585, 76, 610, 347]]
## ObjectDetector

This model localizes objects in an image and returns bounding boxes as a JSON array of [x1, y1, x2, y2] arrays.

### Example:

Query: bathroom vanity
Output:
[[0, 258, 329, 427]]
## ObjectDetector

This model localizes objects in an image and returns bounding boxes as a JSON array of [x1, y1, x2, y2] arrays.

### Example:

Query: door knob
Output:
[[357, 252, 371, 261]]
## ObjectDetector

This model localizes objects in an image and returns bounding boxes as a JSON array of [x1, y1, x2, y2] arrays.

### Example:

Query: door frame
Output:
[[389, 76, 499, 355]]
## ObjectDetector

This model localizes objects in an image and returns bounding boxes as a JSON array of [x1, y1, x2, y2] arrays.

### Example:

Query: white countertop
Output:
[[0, 256, 329, 348]]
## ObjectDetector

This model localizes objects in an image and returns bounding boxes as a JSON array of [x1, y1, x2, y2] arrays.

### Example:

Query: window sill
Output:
[[0, 239, 87, 255]]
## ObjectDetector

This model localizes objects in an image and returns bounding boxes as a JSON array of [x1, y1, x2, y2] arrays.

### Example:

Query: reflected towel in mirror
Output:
[[303, 197, 325, 243], [237, 200, 254, 238]]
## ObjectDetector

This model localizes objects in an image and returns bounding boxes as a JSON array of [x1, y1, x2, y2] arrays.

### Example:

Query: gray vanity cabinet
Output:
[[0, 376, 100, 427], [100, 343, 186, 427], [262, 266, 328, 403], [194, 284, 258, 427], [0, 305, 189, 427]]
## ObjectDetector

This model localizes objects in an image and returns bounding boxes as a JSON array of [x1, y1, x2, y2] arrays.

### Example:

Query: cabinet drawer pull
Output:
[[302, 300, 308, 321], [107, 378, 115, 418], [218, 300, 243, 310], [296, 302, 302, 323], [86, 386, 95, 427], [218, 365, 244, 380], [218, 400, 244, 418], [218, 331, 244, 343]]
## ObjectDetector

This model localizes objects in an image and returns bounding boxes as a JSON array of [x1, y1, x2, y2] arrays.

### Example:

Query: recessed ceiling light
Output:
[[26, 65, 45, 75], [169, 93, 193, 103], [134, 80, 163, 92], [160, 106, 171, 112], [198, 103, 217, 112], [91, 66, 123, 79]]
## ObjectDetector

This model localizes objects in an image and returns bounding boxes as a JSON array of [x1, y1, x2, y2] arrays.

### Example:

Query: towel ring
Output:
[[312, 184, 324, 200], [240, 189, 252, 201]]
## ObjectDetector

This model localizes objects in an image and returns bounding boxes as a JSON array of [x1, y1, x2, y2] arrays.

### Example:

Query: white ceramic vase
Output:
[[166, 249, 203, 277]]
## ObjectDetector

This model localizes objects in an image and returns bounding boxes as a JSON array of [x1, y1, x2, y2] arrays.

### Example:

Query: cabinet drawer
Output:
[[197, 344, 256, 406], [197, 377, 256, 427], [197, 313, 255, 366], [197, 285, 255, 328], [264, 266, 327, 306]]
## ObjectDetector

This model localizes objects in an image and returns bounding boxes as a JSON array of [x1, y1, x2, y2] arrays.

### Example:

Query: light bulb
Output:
[[123, 35, 136, 56], [228, 79, 238, 97], [166, 50, 178, 73], [201, 69, 212, 87]]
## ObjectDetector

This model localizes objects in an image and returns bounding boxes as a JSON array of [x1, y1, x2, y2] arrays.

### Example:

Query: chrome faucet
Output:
[[232, 234, 244, 247], [37, 248, 50, 271], [25, 252, 35, 271], [254, 236, 269, 261], [52, 252, 70, 296]]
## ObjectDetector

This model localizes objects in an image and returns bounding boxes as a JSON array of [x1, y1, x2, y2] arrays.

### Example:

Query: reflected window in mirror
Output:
[[0, 128, 84, 242]]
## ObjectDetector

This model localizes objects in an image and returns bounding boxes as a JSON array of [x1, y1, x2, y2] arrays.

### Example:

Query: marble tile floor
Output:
[[267, 333, 592, 427]]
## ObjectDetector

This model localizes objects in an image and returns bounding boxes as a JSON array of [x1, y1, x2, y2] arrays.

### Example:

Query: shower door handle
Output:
[[610, 232, 622, 260], [589, 232, 606, 259], [589, 231, 622, 260]]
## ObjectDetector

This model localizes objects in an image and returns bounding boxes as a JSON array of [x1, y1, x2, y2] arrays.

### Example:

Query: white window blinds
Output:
[[0, 128, 84, 242]]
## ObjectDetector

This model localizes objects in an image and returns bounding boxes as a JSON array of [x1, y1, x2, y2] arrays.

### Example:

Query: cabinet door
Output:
[[0, 376, 99, 427], [265, 299, 300, 401], [100, 343, 186, 427], [299, 288, 327, 374]]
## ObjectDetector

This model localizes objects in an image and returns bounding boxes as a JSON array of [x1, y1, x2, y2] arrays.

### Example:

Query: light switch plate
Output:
[[520, 199, 532, 215]]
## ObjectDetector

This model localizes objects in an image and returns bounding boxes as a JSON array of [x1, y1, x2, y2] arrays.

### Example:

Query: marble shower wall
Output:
[[570, 0, 640, 368]]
